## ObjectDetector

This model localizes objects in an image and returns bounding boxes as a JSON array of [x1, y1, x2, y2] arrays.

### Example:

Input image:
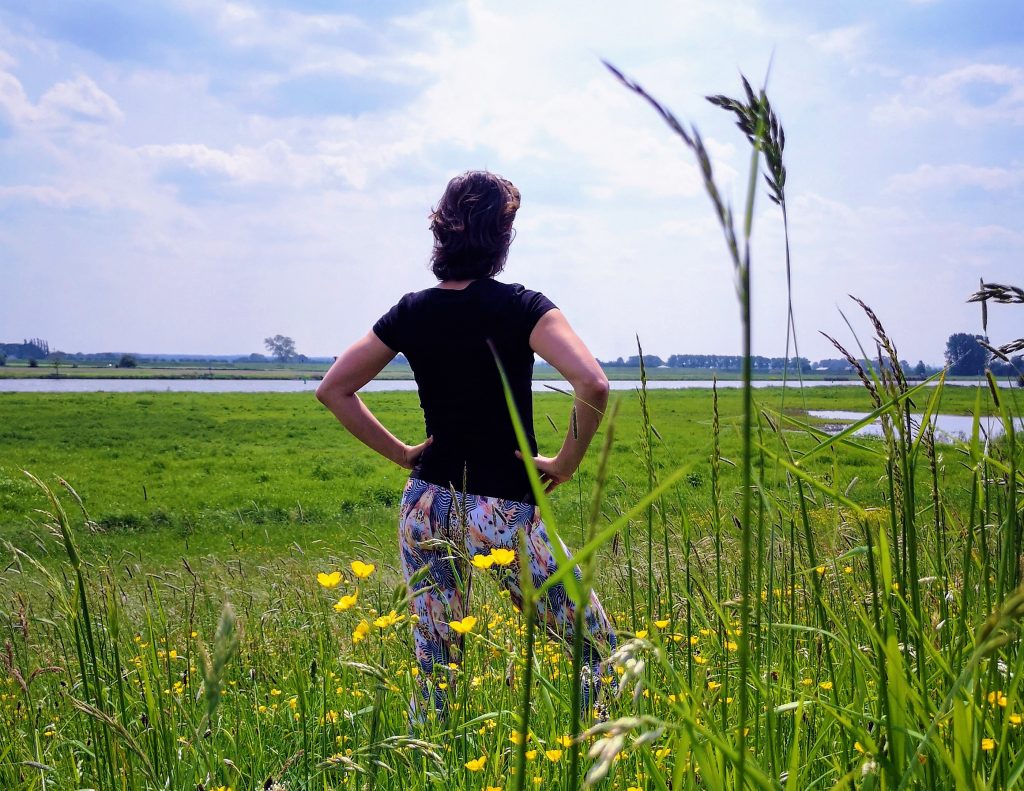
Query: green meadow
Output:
[[1, 383, 1022, 790], [0, 386, 993, 566]]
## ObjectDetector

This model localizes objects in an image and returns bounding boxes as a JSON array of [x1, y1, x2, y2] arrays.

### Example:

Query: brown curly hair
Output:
[[429, 170, 521, 281]]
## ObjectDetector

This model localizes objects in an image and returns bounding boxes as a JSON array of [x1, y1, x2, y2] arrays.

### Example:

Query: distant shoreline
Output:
[[0, 364, 933, 383]]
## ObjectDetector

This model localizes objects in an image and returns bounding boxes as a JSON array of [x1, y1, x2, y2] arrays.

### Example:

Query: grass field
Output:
[[0, 386, 998, 564], [1, 383, 1022, 790]]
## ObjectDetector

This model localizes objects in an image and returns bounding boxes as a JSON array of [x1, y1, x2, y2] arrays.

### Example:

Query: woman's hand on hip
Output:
[[398, 436, 433, 469], [514, 450, 574, 494]]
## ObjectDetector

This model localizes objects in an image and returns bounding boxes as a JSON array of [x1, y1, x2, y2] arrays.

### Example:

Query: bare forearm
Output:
[[319, 391, 407, 466], [554, 383, 609, 472]]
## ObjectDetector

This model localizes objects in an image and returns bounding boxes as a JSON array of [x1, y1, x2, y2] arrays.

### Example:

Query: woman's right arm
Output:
[[517, 309, 609, 493]]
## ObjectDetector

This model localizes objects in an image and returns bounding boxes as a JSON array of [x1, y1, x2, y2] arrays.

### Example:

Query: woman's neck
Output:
[[435, 278, 481, 291]]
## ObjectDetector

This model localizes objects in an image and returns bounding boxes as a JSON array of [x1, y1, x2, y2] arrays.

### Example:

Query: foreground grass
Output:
[[0, 382, 1021, 789]]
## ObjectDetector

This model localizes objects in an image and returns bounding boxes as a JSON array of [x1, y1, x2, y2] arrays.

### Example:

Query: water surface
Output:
[[808, 410, 1022, 442]]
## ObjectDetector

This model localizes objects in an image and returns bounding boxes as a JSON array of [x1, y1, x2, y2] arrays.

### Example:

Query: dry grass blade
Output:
[[850, 295, 906, 394], [819, 331, 881, 407], [603, 60, 741, 272]]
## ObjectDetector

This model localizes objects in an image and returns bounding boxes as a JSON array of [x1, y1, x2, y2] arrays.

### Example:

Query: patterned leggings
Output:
[[398, 477, 617, 717]]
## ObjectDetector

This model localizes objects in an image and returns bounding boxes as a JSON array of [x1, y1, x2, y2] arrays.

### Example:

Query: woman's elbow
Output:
[[316, 380, 351, 406]]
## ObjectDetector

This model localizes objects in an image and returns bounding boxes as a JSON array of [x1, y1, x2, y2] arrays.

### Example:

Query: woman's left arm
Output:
[[315, 331, 432, 469]]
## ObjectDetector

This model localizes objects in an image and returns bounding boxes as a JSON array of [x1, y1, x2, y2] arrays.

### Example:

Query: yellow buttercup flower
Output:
[[352, 620, 370, 644], [981, 738, 996, 751], [489, 548, 516, 566], [465, 755, 487, 772], [449, 616, 477, 635], [525, 749, 537, 760], [317, 571, 342, 589], [545, 749, 563, 762], [472, 554, 495, 570], [350, 561, 375, 579], [556, 735, 573, 748], [374, 610, 401, 629], [635, 630, 648, 639], [654, 619, 670, 629], [334, 591, 358, 612], [819, 681, 834, 691]]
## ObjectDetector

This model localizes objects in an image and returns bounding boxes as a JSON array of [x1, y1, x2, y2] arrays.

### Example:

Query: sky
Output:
[[0, 0, 1021, 364]]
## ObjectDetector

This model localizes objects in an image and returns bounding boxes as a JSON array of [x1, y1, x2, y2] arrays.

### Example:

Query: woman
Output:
[[316, 170, 616, 718]]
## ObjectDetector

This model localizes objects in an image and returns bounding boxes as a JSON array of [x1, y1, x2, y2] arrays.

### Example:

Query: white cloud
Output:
[[887, 163, 1024, 193], [138, 140, 367, 189], [39, 75, 123, 126], [0, 68, 122, 129], [872, 63, 1024, 126], [808, 25, 869, 60]]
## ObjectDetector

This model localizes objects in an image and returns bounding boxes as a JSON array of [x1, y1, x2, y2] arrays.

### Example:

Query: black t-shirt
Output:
[[372, 277, 557, 503]]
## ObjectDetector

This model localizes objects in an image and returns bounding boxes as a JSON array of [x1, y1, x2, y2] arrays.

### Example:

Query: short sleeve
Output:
[[515, 285, 558, 336], [372, 294, 411, 352]]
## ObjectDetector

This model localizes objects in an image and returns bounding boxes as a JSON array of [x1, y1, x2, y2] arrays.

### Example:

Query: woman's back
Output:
[[372, 277, 556, 502]]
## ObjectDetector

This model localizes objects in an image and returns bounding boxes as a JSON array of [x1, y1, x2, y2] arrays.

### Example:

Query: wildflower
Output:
[[707, 681, 721, 692], [819, 681, 834, 691], [334, 591, 358, 612], [352, 620, 370, 644], [854, 742, 865, 754], [489, 548, 516, 566], [1009, 714, 1021, 726], [815, 566, 826, 575], [350, 561, 375, 579], [449, 616, 477, 635], [317, 571, 342, 589], [844, 566, 853, 574], [465, 755, 487, 772], [556, 735, 573, 748], [981, 738, 996, 751], [545, 749, 563, 762], [800, 678, 814, 687], [270, 688, 281, 697], [654, 619, 670, 629], [635, 630, 648, 639], [485, 787, 502, 791], [510, 731, 530, 745], [374, 610, 401, 629], [655, 747, 671, 759], [472, 554, 495, 570], [525, 749, 537, 760], [987, 691, 1008, 708], [324, 710, 339, 724]]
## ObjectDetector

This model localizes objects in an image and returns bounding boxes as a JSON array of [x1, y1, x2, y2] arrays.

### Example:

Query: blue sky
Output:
[[0, 0, 1021, 363]]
